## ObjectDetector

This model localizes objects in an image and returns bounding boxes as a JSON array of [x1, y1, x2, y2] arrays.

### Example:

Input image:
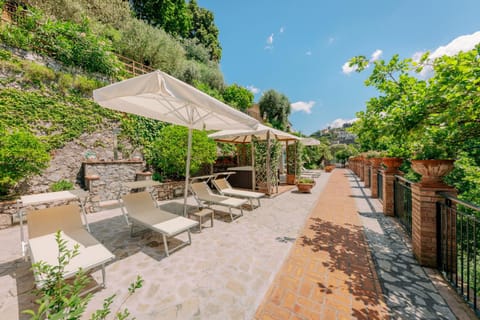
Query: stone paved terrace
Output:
[[0, 169, 477, 319]]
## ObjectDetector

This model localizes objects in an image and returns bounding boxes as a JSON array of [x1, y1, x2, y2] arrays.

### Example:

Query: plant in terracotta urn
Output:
[[410, 139, 455, 187], [296, 177, 315, 193]]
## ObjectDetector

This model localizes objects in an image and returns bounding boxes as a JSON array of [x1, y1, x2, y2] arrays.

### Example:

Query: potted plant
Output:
[[409, 135, 455, 187], [296, 177, 315, 193]]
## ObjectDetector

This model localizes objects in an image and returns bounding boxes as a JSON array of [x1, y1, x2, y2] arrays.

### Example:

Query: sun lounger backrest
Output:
[[27, 204, 83, 239], [213, 178, 231, 191], [190, 182, 213, 199], [122, 192, 156, 217]]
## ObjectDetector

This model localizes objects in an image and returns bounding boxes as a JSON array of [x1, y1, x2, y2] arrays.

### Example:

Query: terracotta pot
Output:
[[370, 157, 383, 168], [381, 157, 403, 172], [296, 182, 314, 193], [411, 159, 455, 187], [286, 174, 296, 185]]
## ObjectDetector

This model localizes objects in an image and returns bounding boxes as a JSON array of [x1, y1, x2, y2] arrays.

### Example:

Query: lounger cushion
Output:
[[26, 204, 114, 287], [220, 188, 264, 199], [29, 230, 115, 283], [122, 192, 199, 237]]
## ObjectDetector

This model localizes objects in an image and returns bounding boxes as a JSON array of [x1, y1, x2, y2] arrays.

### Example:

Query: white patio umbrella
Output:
[[208, 123, 299, 143], [93, 70, 259, 216], [300, 137, 320, 146]]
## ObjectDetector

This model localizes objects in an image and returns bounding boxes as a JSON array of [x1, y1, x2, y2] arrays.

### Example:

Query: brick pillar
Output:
[[359, 158, 365, 181], [370, 158, 382, 198], [363, 160, 371, 188], [382, 157, 403, 216], [412, 184, 456, 267]]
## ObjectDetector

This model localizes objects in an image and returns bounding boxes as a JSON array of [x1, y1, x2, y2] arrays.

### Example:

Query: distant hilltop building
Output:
[[312, 123, 356, 145]]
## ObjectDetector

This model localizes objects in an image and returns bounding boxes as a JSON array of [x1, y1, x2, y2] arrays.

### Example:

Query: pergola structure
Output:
[[208, 124, 299, 195]]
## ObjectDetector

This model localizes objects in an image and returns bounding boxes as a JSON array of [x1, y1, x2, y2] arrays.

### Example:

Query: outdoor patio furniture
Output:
[[17, 189, 90, 257], [301, 167, 321, 178], [190, 181, 247, 221], [188, 208, 214, 232], [212, 175, 264, 208], [121, 192, 198, 256], [27, 204, 115, 291]]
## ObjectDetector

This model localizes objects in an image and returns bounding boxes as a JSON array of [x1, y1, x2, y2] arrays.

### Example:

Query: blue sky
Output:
[[198, 0, 480, 135]]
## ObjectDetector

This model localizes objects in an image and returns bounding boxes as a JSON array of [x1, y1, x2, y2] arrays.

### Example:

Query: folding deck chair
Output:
[[121, 192, 198, 256], [212, 173, 264, 208], [301, 167, 322, 178], [190, 181, 248, 221], [26, 204, 115, 291]]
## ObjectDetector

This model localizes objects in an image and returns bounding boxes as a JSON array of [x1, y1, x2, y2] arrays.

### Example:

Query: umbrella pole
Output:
[[183, 127, 193, 217]]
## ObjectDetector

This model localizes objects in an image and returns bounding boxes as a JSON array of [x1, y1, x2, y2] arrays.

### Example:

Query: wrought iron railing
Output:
[[394, 175, 413, 237], [377, 170, 383, 202], [437, 193, 480, 315]]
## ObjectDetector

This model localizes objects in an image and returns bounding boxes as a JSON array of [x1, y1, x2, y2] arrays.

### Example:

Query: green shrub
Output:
[[116, 18, 185, 75], [0, 48, 12, 60], [146, 125, 216, 180], [50, 179, 74, 192], [23, 61, 56, 85], [0, 129, 50, 196], [57, 72, 74, 92], [72, 75, 101, 96]]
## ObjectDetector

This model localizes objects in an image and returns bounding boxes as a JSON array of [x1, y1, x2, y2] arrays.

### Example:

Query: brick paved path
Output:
[[255, 169, 390, 319]]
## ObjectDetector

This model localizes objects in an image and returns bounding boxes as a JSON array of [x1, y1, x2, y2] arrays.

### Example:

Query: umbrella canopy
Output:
[[93, 70, 258, 131], [208, 124, 299, 143], [93, 70, 259, 216], [300, 137, 321, 146]]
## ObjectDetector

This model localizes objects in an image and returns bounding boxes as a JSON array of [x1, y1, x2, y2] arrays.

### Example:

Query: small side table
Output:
[[189, 208, 214, 232]]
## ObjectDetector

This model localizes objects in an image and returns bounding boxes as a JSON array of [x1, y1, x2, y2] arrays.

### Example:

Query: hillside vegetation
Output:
[[0, 0, 256, 198]]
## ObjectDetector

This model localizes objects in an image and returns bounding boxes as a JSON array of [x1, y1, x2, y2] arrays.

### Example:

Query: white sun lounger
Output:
[[212, 177, 264, 208], [190, 181, 247, 221], [27, 204, 115, 290], [121, 192, 198, 256]]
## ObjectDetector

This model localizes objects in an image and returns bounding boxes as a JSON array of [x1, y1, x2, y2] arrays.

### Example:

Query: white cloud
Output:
[[342, 48, 382, 75], [328, 37, 335, 45], [267, 33, 274, 45], [291, 101, 315, 114], [412, 51, 425, 63], [247, 85, 260, 94], [370, 49, 383, 62], [306, 50, 312, 56], [279, 26, 285, 33], [414, 31, 480, 77], [430, 31, 480, 60], [328, 118, 357, 128], [342, 61, 357, 75]]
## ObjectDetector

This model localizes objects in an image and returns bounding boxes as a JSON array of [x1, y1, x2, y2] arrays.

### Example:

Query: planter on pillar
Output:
[[410, 160, 455, 187], [410, 159, 456, 267], [381, 157, 403, 216], [370, 158, 382, 198]]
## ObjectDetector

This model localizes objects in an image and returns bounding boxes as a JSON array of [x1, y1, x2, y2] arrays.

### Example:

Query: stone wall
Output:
[[83, 160, 144, 212]]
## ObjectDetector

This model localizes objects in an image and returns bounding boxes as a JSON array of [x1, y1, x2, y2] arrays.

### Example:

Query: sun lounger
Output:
[[190, 181, 247, 221], [301, 167, 321, 178], [212, 177, 264, 208], [121, 192, 198, 256], [27, 204, 115, 290]]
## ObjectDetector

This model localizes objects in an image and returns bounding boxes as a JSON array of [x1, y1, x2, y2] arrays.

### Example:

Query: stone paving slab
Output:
[[0, 174, 330, 320], [348, 171, 459, 320]]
